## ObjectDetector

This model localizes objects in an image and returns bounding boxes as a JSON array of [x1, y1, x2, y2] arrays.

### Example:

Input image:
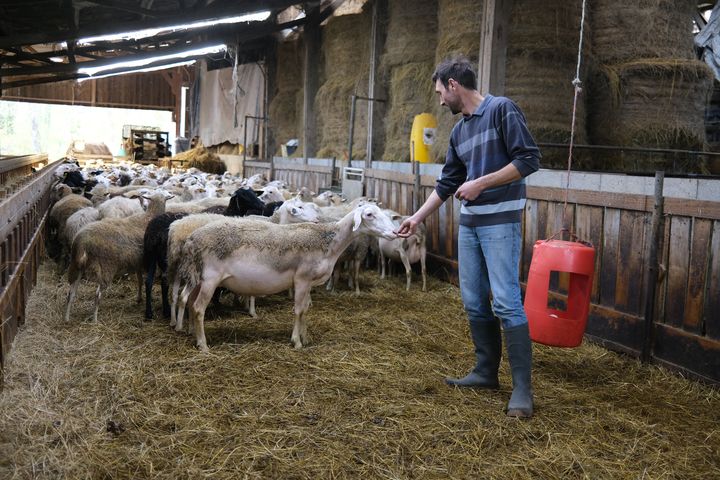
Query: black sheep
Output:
[[143, 212, 189, 319]]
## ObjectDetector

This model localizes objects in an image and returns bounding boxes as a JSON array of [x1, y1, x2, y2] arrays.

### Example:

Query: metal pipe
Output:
[[536, 142, 720, 157], [243, 115, 268, 173], [366, 0, 378, 169], [347, 95, 357, 164]]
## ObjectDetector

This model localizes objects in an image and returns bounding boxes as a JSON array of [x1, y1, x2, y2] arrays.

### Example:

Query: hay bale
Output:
[[432, 0, 483, 162], [269, 40, 303, 154], [587, 59, 714, 172], [592, 0, 696, 64], [315, 10, 372, 160], [505, 0, 591, 168], [381, 0, 437, 162], [170, 141, 226, 174], [383, 63, 436, 162], [381, 0, 438, 70]]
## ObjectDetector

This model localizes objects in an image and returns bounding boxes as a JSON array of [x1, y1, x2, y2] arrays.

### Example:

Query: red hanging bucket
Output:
[[524, 239, 596, 347]]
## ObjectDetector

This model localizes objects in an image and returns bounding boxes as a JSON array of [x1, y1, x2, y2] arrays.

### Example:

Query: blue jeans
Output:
[[458, 222, 527, 329]]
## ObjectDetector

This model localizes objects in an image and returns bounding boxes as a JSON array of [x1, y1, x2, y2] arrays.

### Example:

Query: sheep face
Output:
[[285, 202, 320, 223], [352, 205, 397, 240]]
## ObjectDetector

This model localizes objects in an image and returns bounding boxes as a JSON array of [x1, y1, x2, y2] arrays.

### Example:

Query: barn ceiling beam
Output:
[[83, 0, 160, 18], [0, 12, 315, 79], [0, 38, 226, 77], [0, 0, 298, 49]]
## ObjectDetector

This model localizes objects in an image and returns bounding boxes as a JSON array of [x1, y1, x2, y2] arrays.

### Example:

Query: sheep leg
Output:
[[353, 258, 361, 295], [176, 283, 191, 332], [144, 262, 156, 320], [90, 284, 108, 322], [325, 267, 335, 292], [190, 283, 215, 353], [420, 247, 427, 292], [380, 250, 386, 279], [399, 248, 412, 291], [64, 278, 81, 322], [170, 275, 181, 327], [135, 272, 143, 304], [248, 296, 257, 318], [291, 283, 312, 349], [160, 271, 171, 319]]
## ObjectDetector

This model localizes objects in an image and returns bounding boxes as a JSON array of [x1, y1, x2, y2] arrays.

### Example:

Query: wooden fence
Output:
[[363, 168, 720, 384], [0, 157, 60, 384], [243, 160, 334, 194]]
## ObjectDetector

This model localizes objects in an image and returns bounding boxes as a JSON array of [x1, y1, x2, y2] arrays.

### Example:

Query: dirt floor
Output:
[[0, 261, 718, 479]]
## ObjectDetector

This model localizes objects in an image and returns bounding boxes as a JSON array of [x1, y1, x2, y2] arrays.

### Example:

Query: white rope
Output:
[[562, 0, 588, 224]]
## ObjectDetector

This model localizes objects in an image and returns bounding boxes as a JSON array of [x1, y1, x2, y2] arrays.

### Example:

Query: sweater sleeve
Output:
[[434, 129, 467, 202], [497, 99, 541, 177]]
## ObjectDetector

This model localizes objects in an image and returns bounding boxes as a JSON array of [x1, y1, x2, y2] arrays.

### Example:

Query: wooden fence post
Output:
[[641, 171, 665, 363]]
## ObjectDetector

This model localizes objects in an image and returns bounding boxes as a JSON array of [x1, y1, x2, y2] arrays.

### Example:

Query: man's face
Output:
[[435, 78, 461, 115]]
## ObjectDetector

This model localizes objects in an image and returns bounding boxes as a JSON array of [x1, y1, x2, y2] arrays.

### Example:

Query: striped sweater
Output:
[[435, 94, 541, 227]]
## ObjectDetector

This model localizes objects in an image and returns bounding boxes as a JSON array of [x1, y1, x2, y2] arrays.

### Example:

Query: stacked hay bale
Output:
[[505, 0, 591, 169], [381, 0, 437, 162], [269, 40, 303, 156], [588, 0, 713, 172], [432, 0, 483, 162], [315, 9, 371, 159]]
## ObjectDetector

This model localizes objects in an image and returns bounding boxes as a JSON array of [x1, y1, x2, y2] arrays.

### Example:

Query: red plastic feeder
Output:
[[524, 239, 596, 347]]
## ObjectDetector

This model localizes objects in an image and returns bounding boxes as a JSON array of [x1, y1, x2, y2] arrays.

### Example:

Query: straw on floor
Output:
[[0, 261, 718, 479]]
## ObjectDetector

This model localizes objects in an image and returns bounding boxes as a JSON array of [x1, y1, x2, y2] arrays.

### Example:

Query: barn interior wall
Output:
[[0, 72, 176, 111]]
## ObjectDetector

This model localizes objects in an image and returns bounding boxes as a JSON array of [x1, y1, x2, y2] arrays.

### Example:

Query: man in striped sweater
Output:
[[397, 56, 540, 418]]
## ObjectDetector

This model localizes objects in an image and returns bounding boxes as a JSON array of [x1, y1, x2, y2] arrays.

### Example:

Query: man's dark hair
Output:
[[431, 56, 477, 90]]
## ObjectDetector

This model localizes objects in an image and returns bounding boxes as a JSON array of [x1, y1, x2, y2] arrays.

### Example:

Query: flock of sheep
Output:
[[47, 160, 427, 351]]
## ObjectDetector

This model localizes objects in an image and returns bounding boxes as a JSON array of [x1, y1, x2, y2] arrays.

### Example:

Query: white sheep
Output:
[[179, 204, 397, 352], [379, 213, 427, 292], [170, 200, 321, 329]]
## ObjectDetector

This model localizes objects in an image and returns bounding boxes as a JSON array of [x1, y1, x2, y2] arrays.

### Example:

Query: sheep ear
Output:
[[352, 208, 363, 231]]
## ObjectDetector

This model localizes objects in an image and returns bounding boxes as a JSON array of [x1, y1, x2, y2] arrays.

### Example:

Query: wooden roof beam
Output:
[[83, 0, 161, 18], [0, 0, 298, 49]]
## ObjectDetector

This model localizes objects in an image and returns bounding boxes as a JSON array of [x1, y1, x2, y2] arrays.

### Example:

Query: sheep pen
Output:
[[0, 262, 718, 479]]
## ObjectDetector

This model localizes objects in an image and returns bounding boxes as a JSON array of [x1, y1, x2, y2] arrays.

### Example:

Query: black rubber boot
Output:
[[504, 323, 534, 418], [445, 319, 501, 389]]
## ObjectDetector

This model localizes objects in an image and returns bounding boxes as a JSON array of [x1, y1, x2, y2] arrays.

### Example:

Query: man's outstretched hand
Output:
[[396, 216, 420, 238]]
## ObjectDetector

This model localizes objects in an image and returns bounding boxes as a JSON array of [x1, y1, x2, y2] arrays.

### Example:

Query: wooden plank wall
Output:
[[364, 171, 720, 384], [1, 72, 175, 111], [0, 159, 60, 384], [243, 161, 333, 194]]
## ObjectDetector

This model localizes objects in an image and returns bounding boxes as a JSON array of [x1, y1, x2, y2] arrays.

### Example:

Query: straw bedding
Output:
[[1, 261, 719, 478], [169, 142, 226, 174]]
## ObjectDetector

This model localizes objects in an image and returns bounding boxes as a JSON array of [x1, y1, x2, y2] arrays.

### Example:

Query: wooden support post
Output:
[[478, 0, 511, 95], [641, 171, 665, 363], [302, 8, 320, 164]]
